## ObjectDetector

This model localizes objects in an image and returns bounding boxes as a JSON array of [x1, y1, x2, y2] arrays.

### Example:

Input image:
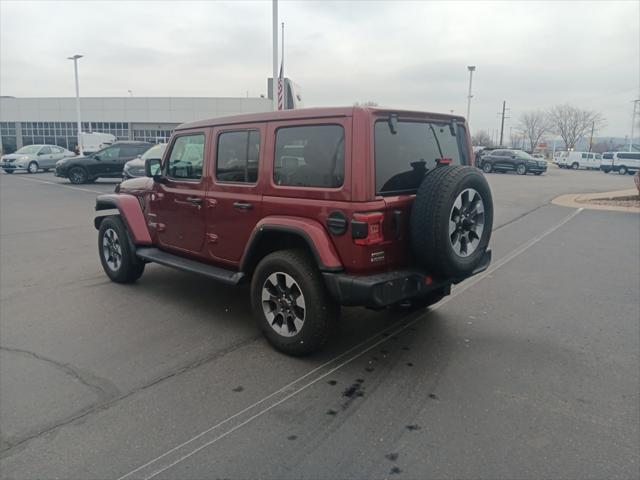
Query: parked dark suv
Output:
[[479, 149, 547, 175], [56, 141, 152, 184], [94, 107, 493, 355]]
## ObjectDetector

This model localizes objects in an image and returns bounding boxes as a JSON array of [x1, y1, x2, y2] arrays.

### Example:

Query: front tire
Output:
[[27, 161, 39, 174], [98, 216, 145, 283], [516, 164, 527, 175], [251, 250, 338, 356], [534, 172, 542, 176], [69, 166, 88, 184], [571, 162, 579, 170], [482, 162, 492, 173]]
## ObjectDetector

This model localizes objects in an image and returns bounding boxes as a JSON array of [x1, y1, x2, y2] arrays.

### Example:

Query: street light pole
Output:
[[67, 54, 83, 155], [466, 66, 476, 124], [630, 98, 639, 152]]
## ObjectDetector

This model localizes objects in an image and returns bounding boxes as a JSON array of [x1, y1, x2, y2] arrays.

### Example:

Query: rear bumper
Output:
[[323, 249, 492, 308]]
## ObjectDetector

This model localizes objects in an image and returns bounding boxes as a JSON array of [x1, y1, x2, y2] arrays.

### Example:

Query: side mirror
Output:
[[145, 158, 163, 180], [94, 154, 101, 161]]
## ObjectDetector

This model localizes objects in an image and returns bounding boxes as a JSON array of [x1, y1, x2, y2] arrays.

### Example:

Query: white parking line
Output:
[[118, 207, 584, 480], [5, 174, 106, 194]]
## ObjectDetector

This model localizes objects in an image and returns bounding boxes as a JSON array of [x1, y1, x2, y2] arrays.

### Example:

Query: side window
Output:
[[52, 146, 63, 153], [39, 146, 51, 154], [119, 145, 141, 158], [581, 153, 587, 159], [167, 134, 205, 180], [100, 147, 120, 160], [216, 130, 260, 183], [274, 125, 345, 188]]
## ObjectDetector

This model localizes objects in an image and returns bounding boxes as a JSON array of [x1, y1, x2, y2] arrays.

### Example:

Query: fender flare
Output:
[[94, 193, 152, 245], [240, 216, 343, 272]]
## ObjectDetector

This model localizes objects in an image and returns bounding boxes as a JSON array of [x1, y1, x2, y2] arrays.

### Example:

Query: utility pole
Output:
[[588, 120, 595, 152], [497, 100, 509, 147], [272, 0, 278, 111]]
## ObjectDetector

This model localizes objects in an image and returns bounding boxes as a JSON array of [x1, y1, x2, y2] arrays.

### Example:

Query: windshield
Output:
[[16, 145, 41, 154], [374, 120, 467, 195], [141, 144, 167, 161]]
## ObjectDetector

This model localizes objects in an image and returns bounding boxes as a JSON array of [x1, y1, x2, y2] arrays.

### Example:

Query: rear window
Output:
[[603, 153, 613, 159], [374, 120, 466, 195]]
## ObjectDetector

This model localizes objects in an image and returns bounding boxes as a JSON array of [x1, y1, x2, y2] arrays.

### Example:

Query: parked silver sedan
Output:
[[2, 144, 75, 174]]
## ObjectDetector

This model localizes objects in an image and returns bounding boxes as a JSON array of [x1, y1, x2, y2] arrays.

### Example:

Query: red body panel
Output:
[[244, 216, 343, 269]]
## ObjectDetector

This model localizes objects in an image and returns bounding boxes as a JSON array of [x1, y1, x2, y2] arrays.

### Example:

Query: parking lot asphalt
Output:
[[1, 167, 638, 479]]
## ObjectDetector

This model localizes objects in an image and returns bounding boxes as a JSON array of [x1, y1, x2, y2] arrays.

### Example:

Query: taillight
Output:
[[352, 212, 384, 245]]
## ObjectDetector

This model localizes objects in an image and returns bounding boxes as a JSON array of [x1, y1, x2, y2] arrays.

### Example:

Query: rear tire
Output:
[[410, 166, 493, 278], [482, 162, 492, 173], [98, 216, 145, 283], [619, 166, 627, 175], [251, 250, 338, 356], [516, 164, 527, 175], [27, 161, 38, 174], [3, 169, 13, 174], [69, 166, 88, 184], [571, 162, 579, 170]]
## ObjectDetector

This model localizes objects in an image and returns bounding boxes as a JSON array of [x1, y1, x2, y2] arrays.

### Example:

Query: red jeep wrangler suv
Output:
[[94, 107, 493, 355]]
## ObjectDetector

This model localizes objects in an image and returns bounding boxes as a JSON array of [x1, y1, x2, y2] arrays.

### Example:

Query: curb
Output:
[[552, 189, 640, 213]]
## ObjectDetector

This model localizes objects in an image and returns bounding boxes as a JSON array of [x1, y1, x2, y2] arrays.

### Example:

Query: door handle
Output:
[[186, 197, 203, 205], [233, 201, 253, 211]]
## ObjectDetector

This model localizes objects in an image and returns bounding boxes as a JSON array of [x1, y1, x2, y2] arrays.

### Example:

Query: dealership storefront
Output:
[[0, 96, 272, 154]]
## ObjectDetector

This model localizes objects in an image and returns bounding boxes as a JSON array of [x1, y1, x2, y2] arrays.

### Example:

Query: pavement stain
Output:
[[326, 409, 338, 416], [232, 386, 244, 392], [405, 424, 421, 431], [428, 393, 439, 400], [390, 466, 402, 475], [327, 380, 337, 386], [385, 452, 399, 461], [287, 435, 297, 441]]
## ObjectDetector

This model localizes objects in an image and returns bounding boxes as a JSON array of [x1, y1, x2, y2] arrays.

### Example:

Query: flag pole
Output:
[[281, 22, 285, 109], [272, 0, 278, 111]]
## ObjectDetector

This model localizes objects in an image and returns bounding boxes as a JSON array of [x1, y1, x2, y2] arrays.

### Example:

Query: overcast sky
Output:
[[1, 0, 638, 137]]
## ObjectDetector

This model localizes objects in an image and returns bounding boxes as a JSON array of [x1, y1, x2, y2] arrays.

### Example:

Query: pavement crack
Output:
[[0, 346, 120, 402], [0, 334, 261, 457]]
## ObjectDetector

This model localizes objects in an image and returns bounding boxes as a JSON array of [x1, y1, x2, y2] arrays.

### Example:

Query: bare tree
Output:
[[518, 111, 550, 151], [548, 104, 605, 150], [472, 130, 493, 147], [354, 101, 379, 107]]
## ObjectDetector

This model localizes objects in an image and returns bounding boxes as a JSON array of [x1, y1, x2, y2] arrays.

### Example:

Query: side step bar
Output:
[[136, 247, 245, 285]]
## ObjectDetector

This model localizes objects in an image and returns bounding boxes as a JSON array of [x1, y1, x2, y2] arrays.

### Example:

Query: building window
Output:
[[133, 128, 174, 143], [1, 122, 17, 154]]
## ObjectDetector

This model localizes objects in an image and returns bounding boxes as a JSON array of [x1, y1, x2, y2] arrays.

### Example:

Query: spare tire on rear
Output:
[[410, 165, 493, 278]]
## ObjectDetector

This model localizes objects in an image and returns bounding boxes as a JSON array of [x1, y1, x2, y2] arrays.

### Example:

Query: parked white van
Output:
[[600, 151, 640, 175], [557, 151, 602, 170], [78, 132, 116, 154]]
